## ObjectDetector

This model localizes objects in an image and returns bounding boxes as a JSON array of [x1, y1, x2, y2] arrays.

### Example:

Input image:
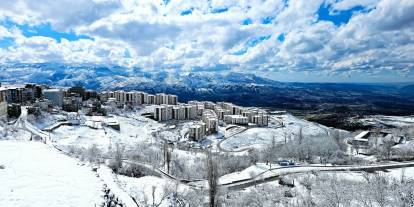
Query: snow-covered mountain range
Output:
[[1, 63, 414, 115]]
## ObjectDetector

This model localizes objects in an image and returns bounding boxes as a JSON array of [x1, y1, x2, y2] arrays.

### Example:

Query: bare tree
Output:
[[265, 135, 277, 168], [206, 149, 218, 207], [163, 142, 172, 174], [297, 127, 304, 144], [375, 138, 395, 160], [86, 144, 102, 163], [109, 143, 124, 173]]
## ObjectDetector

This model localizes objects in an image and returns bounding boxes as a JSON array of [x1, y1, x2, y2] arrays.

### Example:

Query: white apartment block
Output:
[[185, 105, 197, 119], [202, 110, 218, 135], [155, 93, 178, 105], [147, 94, 155, 104], [154, 105, 173, 122], [215, 107, 231, 119], [252, 114, 269, 126], [155, 104, 197, 122], [188, 122, 206, 141], [142, 92, 149, 104], [105, 91, 168, 105], [188, 100, 205, 115], [168, 95, 178, 105], [0, 101, 7, 119], [172, 106, 186, 120], [155, 93, 168, 105], [43, 89, 64, 107], [204, 101, 216, 110], [224, 115, 249, 125]]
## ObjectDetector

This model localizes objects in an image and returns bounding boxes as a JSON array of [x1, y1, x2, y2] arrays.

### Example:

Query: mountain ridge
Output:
[[1, 63, 414, 115]]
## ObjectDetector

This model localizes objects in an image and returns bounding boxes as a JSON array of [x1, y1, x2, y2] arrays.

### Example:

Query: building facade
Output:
[[43, 89, 64, 108], [0, 101, 7, 119], [188, 122, 206, 141]]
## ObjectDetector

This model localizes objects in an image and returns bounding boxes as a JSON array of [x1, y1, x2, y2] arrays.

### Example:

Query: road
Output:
[[219, 162, 414, 190]]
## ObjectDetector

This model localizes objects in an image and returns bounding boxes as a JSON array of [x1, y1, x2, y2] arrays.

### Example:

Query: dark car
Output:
[[278, 160, 294, 166]]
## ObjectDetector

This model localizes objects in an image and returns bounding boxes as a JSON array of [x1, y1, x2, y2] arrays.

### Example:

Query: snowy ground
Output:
[[308, 167, 414, 183], [219, 163, 275, 184], [27, 112, 66, 129], [0, 140, 104, 207], [118, 175, 191, 207], [220, 114, 332, 151], [0, 125, 31, 140], [51, 115, 164, 152], [360, 115, 414, 128]]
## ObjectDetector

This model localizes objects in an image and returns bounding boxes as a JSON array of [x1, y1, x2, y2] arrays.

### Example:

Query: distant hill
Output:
[[400, 84, 414, 97]]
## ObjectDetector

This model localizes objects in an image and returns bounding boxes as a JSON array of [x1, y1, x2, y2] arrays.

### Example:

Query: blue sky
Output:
[[0, 0, 413, 83]]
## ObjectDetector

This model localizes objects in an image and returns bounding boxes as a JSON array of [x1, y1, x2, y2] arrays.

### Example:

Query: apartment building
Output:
[[251, 114, 269, 126], [154, 105, 173, 122], [185, 104, 197, 119], [147, 94, 155, 104], [172, 106, 186, 120], [224, 115, 249, 125], [168, 95, 178, 105], [0, 101, 7, 119], [215, 107, 231, 119], [204, 101, 216, 110], [43, 89, 65, 107], [202, 109, 218, 135], [188, 122, 206, 141]]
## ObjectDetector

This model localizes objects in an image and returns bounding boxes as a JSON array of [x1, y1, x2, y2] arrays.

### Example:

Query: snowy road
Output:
[[220, 162, 414, 190]]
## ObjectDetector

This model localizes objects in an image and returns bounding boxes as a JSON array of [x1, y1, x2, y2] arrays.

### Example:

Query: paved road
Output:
[[219, 162, 414, 190]]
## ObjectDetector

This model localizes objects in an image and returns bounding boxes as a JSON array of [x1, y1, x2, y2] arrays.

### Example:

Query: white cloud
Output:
[[0, 0, 413, 80]]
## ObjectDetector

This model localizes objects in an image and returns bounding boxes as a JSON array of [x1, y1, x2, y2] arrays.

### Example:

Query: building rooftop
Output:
[[0, 84, 25, 91], [44, 88, 63, 92], [354, 131, 370, 140]]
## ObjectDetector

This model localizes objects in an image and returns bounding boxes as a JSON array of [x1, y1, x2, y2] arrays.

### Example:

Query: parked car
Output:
[[278, 160, 295, 166]]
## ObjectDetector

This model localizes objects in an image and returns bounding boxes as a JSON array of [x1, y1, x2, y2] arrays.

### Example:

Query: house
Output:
[[352, 130, 405, 154]]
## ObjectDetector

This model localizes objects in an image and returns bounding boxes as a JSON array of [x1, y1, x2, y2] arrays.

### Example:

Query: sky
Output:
[[0, 0, 413, 83]]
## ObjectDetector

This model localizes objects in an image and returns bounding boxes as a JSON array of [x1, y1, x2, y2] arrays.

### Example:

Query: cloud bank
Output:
[[0, 0, 413, 81]]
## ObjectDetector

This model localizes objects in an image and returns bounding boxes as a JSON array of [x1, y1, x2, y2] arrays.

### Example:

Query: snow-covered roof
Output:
[[44, 88, 63, 92], [354, 131, 370, 140], [0, 84, 24, 91]]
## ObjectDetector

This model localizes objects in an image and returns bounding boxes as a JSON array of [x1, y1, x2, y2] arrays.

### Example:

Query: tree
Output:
[[86, 144, 102, 163], [109, 143, 124, 173], [297, 127, 304, 144], [375, 138, 395, 160], [206, 149, 218, 207], [163, 142, 172, 174], [265, 135, 277, 168], [331, 129, 347, 152]]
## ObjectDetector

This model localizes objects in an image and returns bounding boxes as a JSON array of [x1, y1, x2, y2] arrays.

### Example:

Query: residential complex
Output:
[[101, 91, 178, 106], [154, 100, 268, 141], [0, 82, 268, 142]]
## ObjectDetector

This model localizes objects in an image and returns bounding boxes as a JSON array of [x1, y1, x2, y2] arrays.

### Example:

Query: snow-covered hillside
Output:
[[0, 141, 103, 207], [220, 114, 334, 151]]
